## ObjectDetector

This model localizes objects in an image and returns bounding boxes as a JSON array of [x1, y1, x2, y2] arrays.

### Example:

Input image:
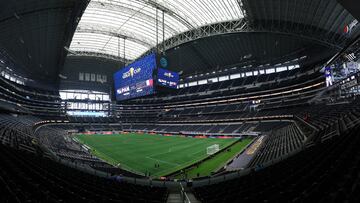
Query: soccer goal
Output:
[[207, 144, 220, 155]]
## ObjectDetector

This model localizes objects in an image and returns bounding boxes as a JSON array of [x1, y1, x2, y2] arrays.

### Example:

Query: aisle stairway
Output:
[[166, 187, 201, 203], [167, 193, 182, 203]]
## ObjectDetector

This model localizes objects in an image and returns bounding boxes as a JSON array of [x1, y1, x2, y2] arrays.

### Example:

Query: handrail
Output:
[[180, 182, 191, 203], [294, 115, 319, 132], [343, 115, 360, 130]]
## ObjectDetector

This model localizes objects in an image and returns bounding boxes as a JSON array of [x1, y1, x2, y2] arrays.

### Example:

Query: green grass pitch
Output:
[[76, 133, 251, 177], [177, 139, 253, 179]]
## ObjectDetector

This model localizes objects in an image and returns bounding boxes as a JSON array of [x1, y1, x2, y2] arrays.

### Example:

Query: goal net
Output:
[[207, 144, 220, 155]]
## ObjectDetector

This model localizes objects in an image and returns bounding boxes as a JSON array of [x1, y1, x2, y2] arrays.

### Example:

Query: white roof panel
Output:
[[70, 0, 244, 60]]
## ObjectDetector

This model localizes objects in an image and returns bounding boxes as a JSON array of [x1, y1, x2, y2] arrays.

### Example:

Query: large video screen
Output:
[[114, 53, 156, 101], [157, 68, 179, 89]]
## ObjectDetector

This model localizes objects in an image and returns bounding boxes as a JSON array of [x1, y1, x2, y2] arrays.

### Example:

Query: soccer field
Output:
[[75, 133, 247, 177]]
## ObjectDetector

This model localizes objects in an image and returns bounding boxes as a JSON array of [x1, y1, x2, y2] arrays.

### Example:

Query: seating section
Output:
[[0, 51, 63, 116], [193, 124, 360, 202], [247, 123, 305, 168], [122, 68, 319, 105], [120, 122, 282, 135], [0, 75, 63, 116], [117, 76, 322, 125], [0, 114, 40, 151], [0, 145, 167, 202], [115, 82, 319, 133]]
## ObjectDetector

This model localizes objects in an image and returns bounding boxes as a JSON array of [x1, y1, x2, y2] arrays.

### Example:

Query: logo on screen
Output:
[[117, 86, 130, 94], [164, 72, 174, 78], [160, 57, 168, 68], [123, 67, 141, 79]]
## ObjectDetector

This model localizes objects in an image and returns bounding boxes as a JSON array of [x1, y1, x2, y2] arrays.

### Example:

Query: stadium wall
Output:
[[59, 56, 121, 93]]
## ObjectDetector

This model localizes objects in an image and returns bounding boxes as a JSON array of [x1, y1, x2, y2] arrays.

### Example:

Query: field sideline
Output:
[[176, 139, 253, 179], [76, 133, 250, 177]]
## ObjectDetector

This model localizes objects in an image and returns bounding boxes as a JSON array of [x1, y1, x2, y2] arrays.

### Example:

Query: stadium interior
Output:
[[1, 0, 360, 202]]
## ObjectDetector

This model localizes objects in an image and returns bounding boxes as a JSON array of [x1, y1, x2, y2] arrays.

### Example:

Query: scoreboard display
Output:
[[157, 68, 179, 89], [114, 53, 180, 101], [114, 53, 156, 101]]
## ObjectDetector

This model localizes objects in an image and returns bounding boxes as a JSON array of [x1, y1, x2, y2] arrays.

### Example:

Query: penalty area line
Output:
[[145, 156, 180, 166]]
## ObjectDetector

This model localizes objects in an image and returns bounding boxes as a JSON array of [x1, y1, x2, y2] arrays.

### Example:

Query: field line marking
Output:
[[188, 148, 205, 156], [151, 141, 205, 157], [145, 156, 180, 166]]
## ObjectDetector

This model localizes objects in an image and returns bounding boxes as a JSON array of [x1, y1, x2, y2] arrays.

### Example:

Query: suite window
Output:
[[266, 68, 275, 74], [198, 79, 207, 85], [276, 67, 287, 72], [230, 73, 240, 79], [219, 75, 229, 81], [79, 72, 84, 81]]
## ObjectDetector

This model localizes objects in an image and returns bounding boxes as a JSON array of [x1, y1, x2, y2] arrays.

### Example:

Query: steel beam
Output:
[[76, 23, 154, 48]]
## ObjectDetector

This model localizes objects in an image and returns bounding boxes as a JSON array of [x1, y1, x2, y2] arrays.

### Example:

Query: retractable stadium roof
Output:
[[69, 0, 245, 60], [0, 0, 358, 83], [67, 0, 359, 75]]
